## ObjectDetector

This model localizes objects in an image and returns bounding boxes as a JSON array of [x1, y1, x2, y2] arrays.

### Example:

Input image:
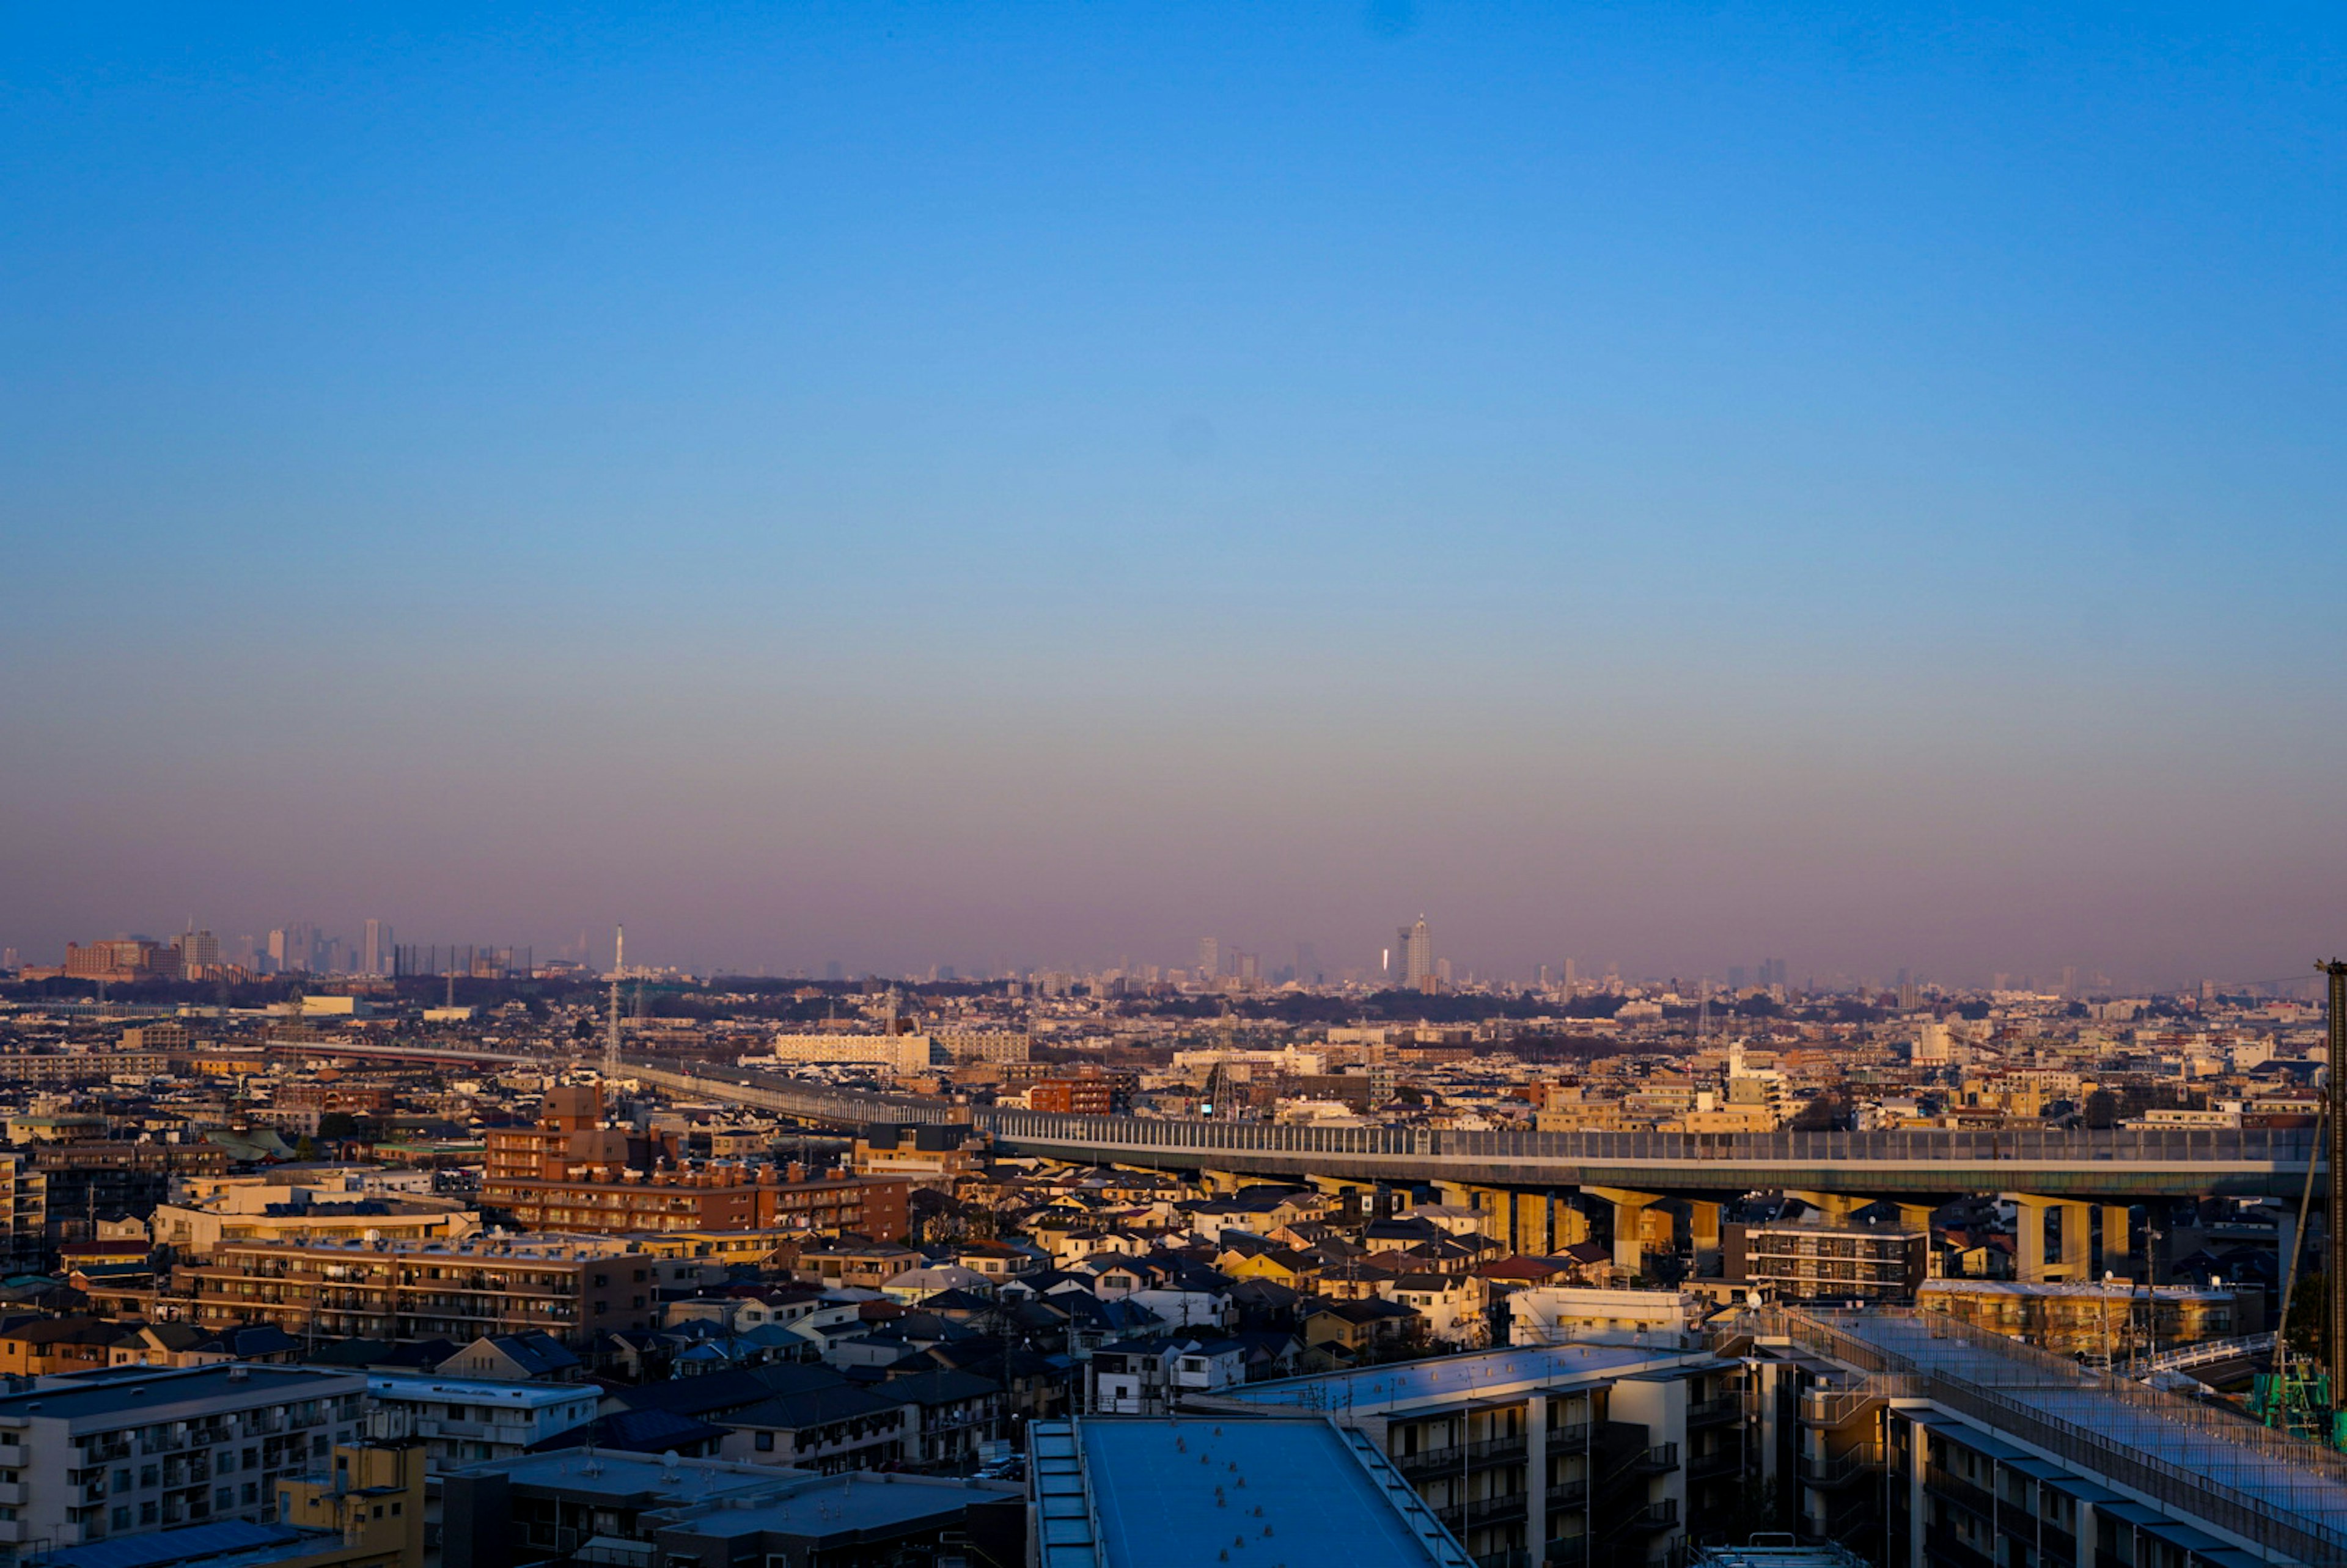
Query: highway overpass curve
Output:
[[635, 1064, 2315, 1200]]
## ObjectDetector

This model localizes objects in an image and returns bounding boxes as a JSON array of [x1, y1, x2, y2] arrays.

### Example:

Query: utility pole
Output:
[[2324, 959, 2347, 1432]]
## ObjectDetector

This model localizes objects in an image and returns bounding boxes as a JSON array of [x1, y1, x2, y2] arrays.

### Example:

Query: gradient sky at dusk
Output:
[[4, 4, 2343, 986]]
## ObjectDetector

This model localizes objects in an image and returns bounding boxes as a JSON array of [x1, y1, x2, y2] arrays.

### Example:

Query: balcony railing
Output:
[[1686, 1395, 1741, 1426], [1799, 1447, 1879, 1487], [1688, 1445, 1741, 1481]]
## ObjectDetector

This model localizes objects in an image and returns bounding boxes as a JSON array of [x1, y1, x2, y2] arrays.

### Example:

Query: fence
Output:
[[1754, 1307, 2347, 1565]]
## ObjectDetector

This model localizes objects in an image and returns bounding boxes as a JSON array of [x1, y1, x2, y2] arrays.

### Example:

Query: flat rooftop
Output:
[[0, 1366, 359, 1423], [1202, 1343, 1697, 1414], [1032, 1416, 1469, 1568], [462, 1451, 785, 1506], [669, 1471, 1016, 1543]]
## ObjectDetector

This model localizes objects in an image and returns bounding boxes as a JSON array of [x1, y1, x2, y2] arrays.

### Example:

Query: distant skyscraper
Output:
[[1400, 915, 1434, 993], [361, 919, 392, 978], [1563, 958, 1578, 991], [1198, 936, 1220, 979], [174, 929, 219, 980], [266, 928, 288, 975]]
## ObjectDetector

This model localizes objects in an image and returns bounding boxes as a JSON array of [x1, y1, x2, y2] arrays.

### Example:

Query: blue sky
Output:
[[3, 3, 2341, 984]]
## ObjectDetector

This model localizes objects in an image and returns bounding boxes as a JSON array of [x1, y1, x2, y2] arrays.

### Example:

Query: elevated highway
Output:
[[630, 1061, 2319, 1202]]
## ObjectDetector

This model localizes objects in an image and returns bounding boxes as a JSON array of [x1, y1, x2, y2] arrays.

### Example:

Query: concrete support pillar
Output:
[[2099, 1205, 2133, 1278], [2008, 1194, 2092, 1281], [1589, 1187, 1662, 1275], [1510, 1192, 1552, 1256], [1550, 1196, 1591, 1250], [2059, 1200, 2092, 1277], [1787, 1190, 1867, 1224], [1689, 1200, 1723, 1278]]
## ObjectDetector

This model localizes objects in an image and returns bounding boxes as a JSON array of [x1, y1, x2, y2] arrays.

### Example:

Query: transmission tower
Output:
[[605, 925, 625, 1083]]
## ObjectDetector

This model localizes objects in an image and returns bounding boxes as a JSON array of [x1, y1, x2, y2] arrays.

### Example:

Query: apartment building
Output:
[[1727, 1220, 1928, 1302], [361, 1375, 598, 1471], [481, 1085, 908, 1239], [1749, 1306, 2347, 1567], [850, 1123, 983, 1185], [0, 1363, 367, 1555], [1027, 1078, 1114, 1115], [149, 1190, 480, 1258], [174, 1236, 674, 1347], [1182, 1341, 1745, 1567], [37, 1142, 225, 1251], [0, 1054, 172, 1088], [0, 1156, 46, 1275], [1916, 1280, 2239, 1359]]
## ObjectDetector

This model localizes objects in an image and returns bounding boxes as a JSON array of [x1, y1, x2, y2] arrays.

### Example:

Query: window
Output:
[[140, 1503, 156, 1524], [755, 1432, 774, 1452], [111, 1507, 130, 1530]]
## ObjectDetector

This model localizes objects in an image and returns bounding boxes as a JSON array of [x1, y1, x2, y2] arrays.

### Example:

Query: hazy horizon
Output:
[[5, 5, 2343, 991]]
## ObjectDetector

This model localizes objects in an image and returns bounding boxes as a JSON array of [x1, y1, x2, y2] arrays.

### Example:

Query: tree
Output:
[[2082, 1090, 2120, 1129], [1790, 1091, 1851, 1132]]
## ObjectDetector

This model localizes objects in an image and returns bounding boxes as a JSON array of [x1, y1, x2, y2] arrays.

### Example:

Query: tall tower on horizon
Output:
[[361, 919, 392, 978], [1402, 915, 1435, 993], [604, 925, 624, 1084]]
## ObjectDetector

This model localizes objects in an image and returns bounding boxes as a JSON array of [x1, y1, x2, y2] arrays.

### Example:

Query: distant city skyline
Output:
[[1, 908, 2324, 997], [4, 7, 2341, 991]]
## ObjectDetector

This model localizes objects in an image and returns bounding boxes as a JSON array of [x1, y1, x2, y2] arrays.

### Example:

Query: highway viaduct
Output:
[[631, 1062, 2320, 1281]]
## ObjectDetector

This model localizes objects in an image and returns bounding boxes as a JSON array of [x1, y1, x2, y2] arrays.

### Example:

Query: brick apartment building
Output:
[[482, 1085, 907, 1240], [1027, 1078, 1114, 1115], [174, 1235, 678, 1346]]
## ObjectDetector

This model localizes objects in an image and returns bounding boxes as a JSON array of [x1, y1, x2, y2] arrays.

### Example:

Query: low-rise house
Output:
[[362, 1374, 600, 1471], [719, 1381, 914, 1472], [436, 1331, 581, 1382]]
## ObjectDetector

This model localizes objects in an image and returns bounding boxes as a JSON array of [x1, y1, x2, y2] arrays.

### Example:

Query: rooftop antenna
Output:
[[606, 926, 625, 1085]]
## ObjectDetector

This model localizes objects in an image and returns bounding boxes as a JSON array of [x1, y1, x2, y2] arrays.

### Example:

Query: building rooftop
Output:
[[1031, 1416, 1471, 1568], [364, 1372, 597, 1407], [1200, 1342, 1695, 1414], [454, 1450, 784, 1507], [663, 1470, 1018, 1545], [0, 1365, 358, 1423], [27, 1520, 334, 1568], [1795, 1308, 2347, 1559]]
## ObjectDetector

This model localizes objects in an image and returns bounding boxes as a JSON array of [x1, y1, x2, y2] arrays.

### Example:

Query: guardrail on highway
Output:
[[630, 1060, 2319, 1194]]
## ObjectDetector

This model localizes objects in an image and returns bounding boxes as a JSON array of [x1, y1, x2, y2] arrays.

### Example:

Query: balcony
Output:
[[1543, 1479, 1589, 1511], [1467, 1434, 1529, 1467], [1611, 1500, 1677, 1534], [1799, 1448, 1878, 1488], [1687, 1446, 1741, 1481], [1438, 1493, 1529, 1531], [1544, 1420, 1592, 1451], [1686, 1395, 1741, 1427]]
